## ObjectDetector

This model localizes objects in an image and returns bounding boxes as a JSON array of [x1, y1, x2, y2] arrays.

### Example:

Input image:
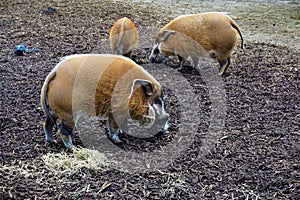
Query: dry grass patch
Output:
[[42, 147, 115, 175]]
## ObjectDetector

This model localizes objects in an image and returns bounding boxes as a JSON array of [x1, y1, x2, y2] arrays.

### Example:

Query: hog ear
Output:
[[129, 79, 154, 99], [160, 30, 176, 42]]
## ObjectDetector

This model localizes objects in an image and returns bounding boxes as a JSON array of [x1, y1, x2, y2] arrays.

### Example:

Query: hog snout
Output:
[[152, 98, 169, 133], [149, 52, 164, 64], [148, 54, 156, 63], [148, 51, 159, 63], [149, 44, 164, 64], [161, 114, 169, 131], [162, 119, 169, 134]]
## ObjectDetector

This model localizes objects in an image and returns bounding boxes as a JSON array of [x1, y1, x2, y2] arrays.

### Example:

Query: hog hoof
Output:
[[60, 134, 74, 149], [111, 134, 122, 143], [45, 134, 57, 143]]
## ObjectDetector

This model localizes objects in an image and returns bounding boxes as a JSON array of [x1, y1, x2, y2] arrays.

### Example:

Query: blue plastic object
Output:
[[15, 44, 26, 55], [42, 7, 56, 14], [15, 44, 39, 56]]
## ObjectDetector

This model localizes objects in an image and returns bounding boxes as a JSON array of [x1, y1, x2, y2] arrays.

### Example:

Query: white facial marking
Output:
[[157, 43, 162, 52]]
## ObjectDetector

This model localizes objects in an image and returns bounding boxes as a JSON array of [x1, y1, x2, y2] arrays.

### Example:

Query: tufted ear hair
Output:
[[160, 30, 176, 42], [129, 79, 154, 99]]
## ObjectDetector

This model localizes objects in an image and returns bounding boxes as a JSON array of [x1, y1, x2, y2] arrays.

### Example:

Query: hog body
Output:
[[110, 17, 139, 57], [149, 12, 244, 75], [40, 54, 169, 148]]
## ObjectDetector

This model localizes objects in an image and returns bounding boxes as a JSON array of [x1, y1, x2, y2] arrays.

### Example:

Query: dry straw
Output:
[[42, 147, 115, 175]]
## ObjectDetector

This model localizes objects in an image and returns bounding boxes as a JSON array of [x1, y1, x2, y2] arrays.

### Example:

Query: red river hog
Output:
[[110, 17, 139, 57], [149, 12, 244, 75], [40, 54, 169, 148]]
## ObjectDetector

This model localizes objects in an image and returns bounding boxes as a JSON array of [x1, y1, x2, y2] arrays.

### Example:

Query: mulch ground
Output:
[[0, 0, 299, 199]]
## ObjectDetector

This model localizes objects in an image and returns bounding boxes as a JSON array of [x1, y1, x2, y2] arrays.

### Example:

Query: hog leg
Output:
[[58, 122, 74, 149], [123, 51, 132, 58], [177, 55, 186, 70], [218, 57, 231, 76], [223, 57, 231, 75], [107, 114, 123, 143], [191, 56, 200, 69], [43, 115, 57, 143]]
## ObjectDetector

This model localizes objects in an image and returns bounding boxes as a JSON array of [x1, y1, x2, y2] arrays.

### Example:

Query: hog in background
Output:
[[110, 17, 139, 58], [149, 12, 244, 75]]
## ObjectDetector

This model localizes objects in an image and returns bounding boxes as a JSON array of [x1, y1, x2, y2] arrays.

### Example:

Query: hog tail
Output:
[[230, 19, 244, 49], [40, 71, 57, 123]]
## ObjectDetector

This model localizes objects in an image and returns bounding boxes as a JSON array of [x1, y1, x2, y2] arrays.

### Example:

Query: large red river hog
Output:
[[149, 12, 244, 75], [40, 54, 169, 148]]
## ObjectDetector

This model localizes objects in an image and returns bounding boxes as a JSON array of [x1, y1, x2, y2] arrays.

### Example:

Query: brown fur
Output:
[[41, 54, 163, 145], [109, 17, 139, 57], [154, 12, 243, 75]]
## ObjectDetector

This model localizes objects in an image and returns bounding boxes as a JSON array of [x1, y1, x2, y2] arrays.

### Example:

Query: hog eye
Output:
[[154, 98, 163, 106], [153, 48, 159, 54]]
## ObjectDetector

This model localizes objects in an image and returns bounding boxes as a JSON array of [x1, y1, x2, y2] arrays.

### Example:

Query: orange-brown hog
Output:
[[110, 17, 139, 57], [149, 12, 244, 75], [40, 54, 169, 148]]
